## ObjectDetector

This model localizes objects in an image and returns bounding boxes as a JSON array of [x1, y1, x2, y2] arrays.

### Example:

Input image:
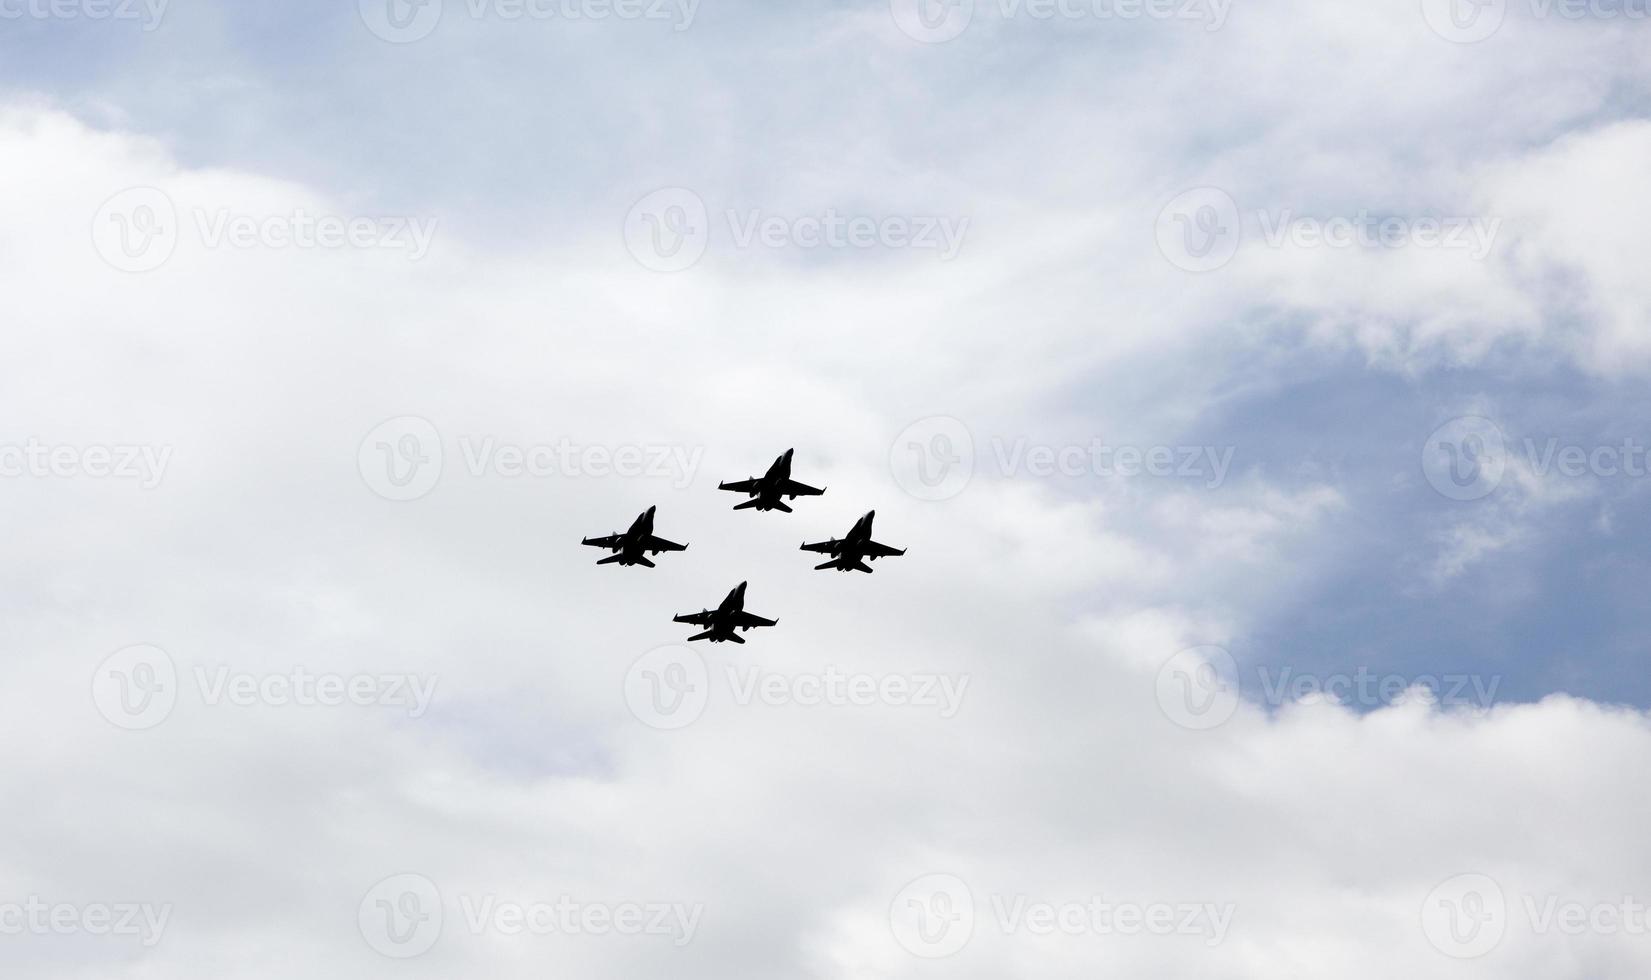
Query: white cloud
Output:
[[1, 12, 1650, 970]]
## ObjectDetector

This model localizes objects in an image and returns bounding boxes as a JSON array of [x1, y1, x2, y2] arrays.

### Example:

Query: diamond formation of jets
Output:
[[671, 581, 778, 644], [717, 448, 825, 513], [800, 510, 906, 573], [580, 506, 688, 567], [584, 449, 907, 643]]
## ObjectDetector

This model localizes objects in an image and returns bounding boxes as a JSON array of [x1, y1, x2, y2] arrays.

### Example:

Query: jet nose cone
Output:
[[866, 510, 875, 520], [646, 505, 656, 514]]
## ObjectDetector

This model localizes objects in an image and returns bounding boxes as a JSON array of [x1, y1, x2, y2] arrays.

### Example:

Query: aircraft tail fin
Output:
[[634, 555, 655, 568], [597, 554, 628, 565], [771, 500, 793, 513], [687, 629, 715, 642], [733, 498, 765, 511]]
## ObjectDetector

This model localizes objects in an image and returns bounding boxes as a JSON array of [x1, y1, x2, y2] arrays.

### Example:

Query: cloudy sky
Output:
[[4, 0, 1651, 975]]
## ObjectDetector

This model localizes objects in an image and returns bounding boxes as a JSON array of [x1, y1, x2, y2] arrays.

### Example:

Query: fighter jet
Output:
[[580, 506, 687, 567], [800, 510, 907, 573], [672, 581, 777, 643], [718, 449, 826, 512]]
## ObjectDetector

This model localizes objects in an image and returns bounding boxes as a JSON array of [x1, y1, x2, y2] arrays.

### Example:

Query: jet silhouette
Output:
[[800, 510, 907, 573], [580, 506, 688, 567], [672, 581, 777, 643], [718, 448, 825, 513]]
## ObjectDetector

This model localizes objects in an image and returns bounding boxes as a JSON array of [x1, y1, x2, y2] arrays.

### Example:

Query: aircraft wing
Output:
[[779, 479, 824, 497], [719, 479, 761, 493], [731, 610, 777, 629], [673, 611, 715, 626], [581, 534, 623, 549], [799, 540, 836, 554], [642, 535, 687, 553], [865, 540, 906, 559]]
